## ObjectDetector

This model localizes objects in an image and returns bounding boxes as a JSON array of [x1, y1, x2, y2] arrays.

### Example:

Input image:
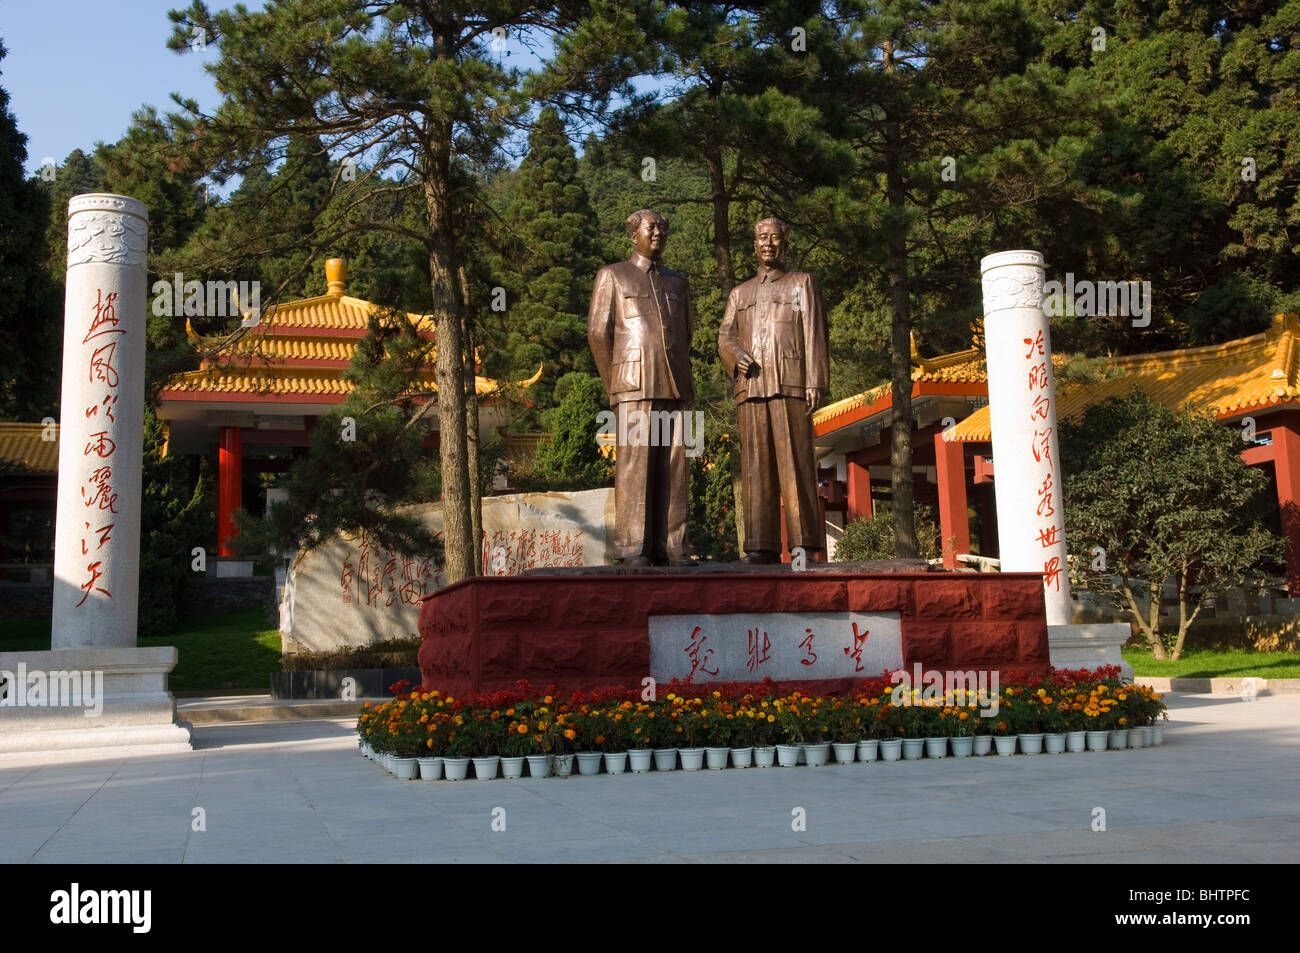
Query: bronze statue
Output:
[[718, 217, 829, 564], [588, 209, 696, 567]]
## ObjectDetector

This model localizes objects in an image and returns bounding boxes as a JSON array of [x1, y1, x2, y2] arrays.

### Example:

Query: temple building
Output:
[[154, 258, 538, 563], [815, 313, 1300, 595]]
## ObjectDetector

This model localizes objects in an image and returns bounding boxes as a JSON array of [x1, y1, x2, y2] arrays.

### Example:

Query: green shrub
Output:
[[834, 503, 942, 562]]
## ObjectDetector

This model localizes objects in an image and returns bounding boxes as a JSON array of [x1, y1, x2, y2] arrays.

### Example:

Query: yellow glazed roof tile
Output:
[[0, 422, 59, 473], [947, 313, 1300, 442]]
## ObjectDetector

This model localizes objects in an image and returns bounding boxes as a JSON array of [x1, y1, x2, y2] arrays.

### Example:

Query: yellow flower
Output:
[[564, 728, 576, 740]]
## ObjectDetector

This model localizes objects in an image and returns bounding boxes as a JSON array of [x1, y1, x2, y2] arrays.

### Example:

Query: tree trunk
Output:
[[424, 123, 474, 584], [705, 138, 735, 292], [1148, 580, 1166, 659], [882, 40, 917, 560], [461, 266, 483, 576]]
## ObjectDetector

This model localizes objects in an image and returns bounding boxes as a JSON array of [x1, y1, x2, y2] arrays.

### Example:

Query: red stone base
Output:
[[418, 571, 1049, 697]]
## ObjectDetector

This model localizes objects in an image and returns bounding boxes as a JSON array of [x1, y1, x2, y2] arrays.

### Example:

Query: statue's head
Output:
[[754, 217, 788, 268], [627, 209, 669, 262]]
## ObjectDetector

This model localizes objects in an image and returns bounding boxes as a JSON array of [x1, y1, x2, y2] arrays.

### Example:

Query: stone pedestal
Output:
[[1047, 623, 1134, 680], [3, 193, 192, 757], [981, 250, 1071, 625]]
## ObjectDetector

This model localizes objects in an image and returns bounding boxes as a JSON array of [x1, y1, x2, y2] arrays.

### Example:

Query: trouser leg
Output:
[[613, 399, 652, 560], [769, 395, 826, 552], [739, 398, 781, 553]]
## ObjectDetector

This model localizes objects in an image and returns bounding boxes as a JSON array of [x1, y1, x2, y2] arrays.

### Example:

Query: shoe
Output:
[[666, 554, 697, 567], [620, 555, 653, 568], [741, 551, 779, 565]]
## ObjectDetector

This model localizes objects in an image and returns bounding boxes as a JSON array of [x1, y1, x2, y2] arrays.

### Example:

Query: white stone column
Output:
[[51, 194, 149, 649], [980, 250, 1071, 625]]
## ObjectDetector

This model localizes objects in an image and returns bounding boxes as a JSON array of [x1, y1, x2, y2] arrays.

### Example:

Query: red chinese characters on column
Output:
[[1023, 325, 1064, 595], [76, 288, 125, 608]]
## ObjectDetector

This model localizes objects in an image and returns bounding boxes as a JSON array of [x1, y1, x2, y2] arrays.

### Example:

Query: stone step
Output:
[[177, 694, 383, 725], [1136, 676, 1300, 695]]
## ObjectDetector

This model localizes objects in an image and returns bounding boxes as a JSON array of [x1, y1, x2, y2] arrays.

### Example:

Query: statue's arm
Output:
[[717, 286, 750, 377], [587, 267, 615, 394], [803, 273, 830, 405]]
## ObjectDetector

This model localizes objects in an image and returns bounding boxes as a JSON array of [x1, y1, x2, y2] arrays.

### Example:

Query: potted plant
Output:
[[1013, 687, 1045, 754], [856, 696, 882, 762], [990, 709, 1018, 756], [550, 712, 578, 777], [676, 698, 706, 771], [829, 698, 859, 764], [897, 697, 929, 760], [701, 696, 732, 769], [774, 695, 805, 767], [499, 708, 533, 780], [945, 703, 977, 757], [573, 706, 605, 776], [875, 698, 904, 761], [1062, 689, 1088, 752], [604, 702, 634, 774], [651, 697, 679, 771], [442, 711, 475, 779], [1039, 691, 1069, 754], [626, 703, 655, 772], [470, 709, 501, 780], [800, 696, 832, 767], [752, 699, 780, 767]]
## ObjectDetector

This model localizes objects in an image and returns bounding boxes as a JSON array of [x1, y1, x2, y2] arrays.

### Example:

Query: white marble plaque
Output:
[[649, 612, 903, 684]]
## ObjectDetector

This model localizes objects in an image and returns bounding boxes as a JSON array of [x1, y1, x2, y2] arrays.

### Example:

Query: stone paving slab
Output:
[[0, 691, 1296, 863]]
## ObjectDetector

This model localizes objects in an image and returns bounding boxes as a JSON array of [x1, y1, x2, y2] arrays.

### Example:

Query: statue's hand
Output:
[[735, 352, 756, 377], [805, 387, 823, 412]]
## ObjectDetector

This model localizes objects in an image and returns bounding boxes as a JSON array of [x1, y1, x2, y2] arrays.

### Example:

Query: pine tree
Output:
[[0, 40, 58, 420], [501, 107, 602, 413]]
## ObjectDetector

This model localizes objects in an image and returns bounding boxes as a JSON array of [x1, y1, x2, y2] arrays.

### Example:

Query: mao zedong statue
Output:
[[718, 217, 829, 564], [587, 209, 697, 567]]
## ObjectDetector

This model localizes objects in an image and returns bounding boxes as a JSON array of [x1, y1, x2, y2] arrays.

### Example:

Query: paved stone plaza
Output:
[[0, 691, 1296, 864]]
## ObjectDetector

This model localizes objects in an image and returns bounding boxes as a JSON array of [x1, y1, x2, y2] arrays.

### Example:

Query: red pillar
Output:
[[846, 452, 872, 524], [218, 426, 242, 557], [934, 433, 971, 569], [1271, 414, 1300, 595]]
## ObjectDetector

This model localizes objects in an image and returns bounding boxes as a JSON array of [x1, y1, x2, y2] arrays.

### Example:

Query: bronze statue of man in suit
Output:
[[718, 217, 829, 564], [588, 209, 697, 567]]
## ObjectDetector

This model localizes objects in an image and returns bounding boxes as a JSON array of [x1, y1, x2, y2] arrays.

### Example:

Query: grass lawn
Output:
[[0, 609, 281, 693], [1123, 645, 1300, 679]]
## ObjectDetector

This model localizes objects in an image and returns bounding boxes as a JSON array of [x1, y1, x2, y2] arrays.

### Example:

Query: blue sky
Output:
[[1, 1, 617, 177], [2, 1, 229, 174]]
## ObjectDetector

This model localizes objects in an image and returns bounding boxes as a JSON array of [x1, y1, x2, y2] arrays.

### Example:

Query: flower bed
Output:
[[357, 667, 1169, 778]]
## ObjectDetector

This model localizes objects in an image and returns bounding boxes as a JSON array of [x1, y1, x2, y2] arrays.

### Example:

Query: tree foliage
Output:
[[1061, 389, 1284, 660]]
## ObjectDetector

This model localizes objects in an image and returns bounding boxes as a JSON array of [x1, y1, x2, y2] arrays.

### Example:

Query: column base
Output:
[[0, 646, 193, 756], [1047, 623, 1134, 680]]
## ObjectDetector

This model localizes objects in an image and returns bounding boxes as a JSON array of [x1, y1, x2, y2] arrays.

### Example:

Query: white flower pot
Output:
[[552, 754, 574, 778], [392, 757, 418, 780], [949, 736, 974, 757], [417, 757, 443, 780], [442, 757, 470, 780], [679, 748, 705, 771], [754, 746, 776, 767], [878, 739, 903, 762], [901, 738, 925, 760], [472, 755, 500, 780], [1127, 727, 1145, 749], [1141, 725, 1154, 747], [576, 751, 603, 776], [972, 735, 993, 756], [628, 749, 654, 773], [500, 756, 525, 779], [776, 744, 801, 767], [1066, 730, 1086, 752], [1018, 732, 1045, 755], [803, 742, 831, 767], [857, 739, 879, 762], [705, 747, 730, 769], [653, 748, 677, 771], [382, 753, 394, 773], [604, 752, 628, 775], [1044, 733, 1067, 754], [1085, 730, 1108, 751], [1152, 724, 1165, 745], [924, 737, 948, 758], [993, 735, 1017, 756], [729, 746, 754, 768], [526, 754, 551, 778], [831, 742, 857, 764], [1108, 729, 1126, 750]]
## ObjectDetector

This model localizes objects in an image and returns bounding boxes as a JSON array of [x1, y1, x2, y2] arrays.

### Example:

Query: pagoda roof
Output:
[[0, 422, 59, 474], [157, 259, 534, 406], [947, 312, 1300, 442]]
